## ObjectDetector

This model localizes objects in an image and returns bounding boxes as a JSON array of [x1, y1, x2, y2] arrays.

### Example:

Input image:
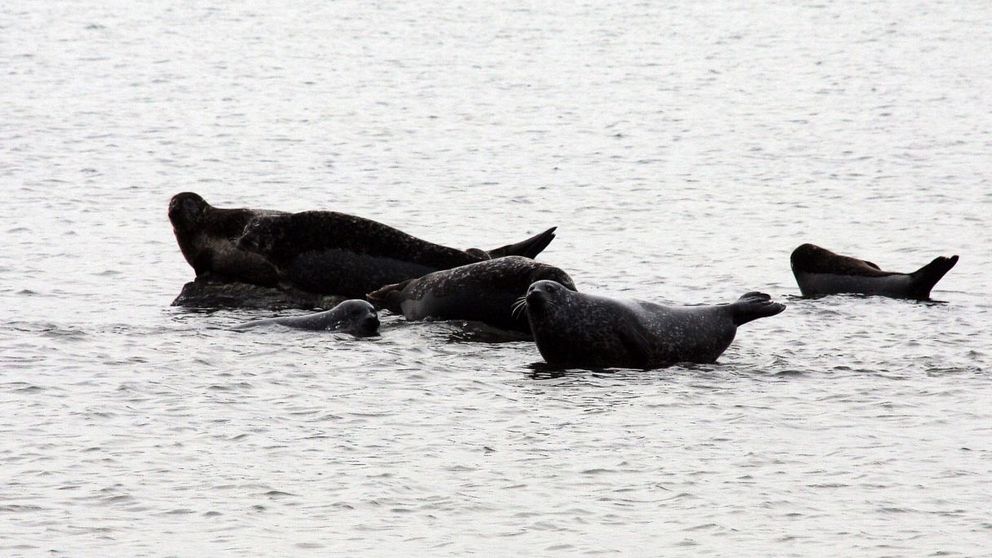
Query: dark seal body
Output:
[[238, 211, 557, 298], [367, 256, 576, 333], [233, 299, 380, 336], [790, 244, 958, 300], [524, 281, 786, 369], [168, 192, 284, 286]]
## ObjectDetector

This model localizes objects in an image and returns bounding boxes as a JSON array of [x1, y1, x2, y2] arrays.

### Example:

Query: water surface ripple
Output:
[[1, 1, 990, 556]]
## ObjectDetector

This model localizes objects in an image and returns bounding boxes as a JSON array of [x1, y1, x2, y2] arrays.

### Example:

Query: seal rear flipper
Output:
[[485, 227, 557, 259], [908, 255, 959, 300], [367, 279, 414, 313], [730, 292, 786, 326]]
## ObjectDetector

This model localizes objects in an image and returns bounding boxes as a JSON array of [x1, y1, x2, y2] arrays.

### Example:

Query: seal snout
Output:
[[363, 313, 380, 332], [346, 300, 380, 336]]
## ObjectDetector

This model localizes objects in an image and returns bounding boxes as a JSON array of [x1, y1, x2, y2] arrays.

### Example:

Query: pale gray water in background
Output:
[[2, 1, 990, 556]]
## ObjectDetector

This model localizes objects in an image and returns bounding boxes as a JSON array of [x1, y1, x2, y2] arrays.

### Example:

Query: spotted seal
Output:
[[238, 211, 557, 298], [522, 281, 786, 369], [233, 299, 379, 336], [168, 192, 285, 286], [367, 256, 576, 334], [790, 243, 958, 300]]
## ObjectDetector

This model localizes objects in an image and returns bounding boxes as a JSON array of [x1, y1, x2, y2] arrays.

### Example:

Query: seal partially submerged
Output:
[[790, 244, 958, 300], [233, 299, 380, 336], [367, 256, 576, 334], [168, 192, 285, 286], [238, 211, 557, 298], [523, 281, 786, 369]]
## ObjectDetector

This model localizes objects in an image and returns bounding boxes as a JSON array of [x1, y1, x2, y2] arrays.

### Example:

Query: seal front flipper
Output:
[[730, 292, 786, 326], [485, 227, 557, 259], [617, 322, 653, 369], [908, 255, 959, 300]]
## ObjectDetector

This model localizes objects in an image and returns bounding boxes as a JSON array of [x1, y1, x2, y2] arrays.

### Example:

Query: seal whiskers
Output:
[[511, 296, 529, 319]]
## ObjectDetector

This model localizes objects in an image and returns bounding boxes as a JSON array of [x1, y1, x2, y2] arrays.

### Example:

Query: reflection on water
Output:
[[1, 0, 990, 555]]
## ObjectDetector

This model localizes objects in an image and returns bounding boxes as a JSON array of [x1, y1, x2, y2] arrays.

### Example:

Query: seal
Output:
[[790, 243, 959, 300], [233, 299, 380, 336], [168, 192, 285, 286], [367, 256, 576, 334], [237, 211, 558, 298], [523, 281, 786, 369]]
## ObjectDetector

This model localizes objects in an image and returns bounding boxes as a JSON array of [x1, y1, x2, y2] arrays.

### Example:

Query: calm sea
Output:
[[2, 1, 989, 555]]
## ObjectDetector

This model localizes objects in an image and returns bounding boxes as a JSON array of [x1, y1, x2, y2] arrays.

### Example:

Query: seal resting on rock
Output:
[[233, 299, 380, 336], [367, 256, 576, 334], [523, 281, 786, 369], [238, 211, 557, 298], [790, 243, 958, 300], [168, 192, 285, 286]]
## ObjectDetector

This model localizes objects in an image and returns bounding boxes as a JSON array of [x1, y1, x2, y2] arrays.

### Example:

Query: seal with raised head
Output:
[[238, 211, 557, 298], [367, 256, 576, 334], [790, 243, 959, 300], [523, 281, 786, 369], [233, 299, 380, 336], [168, 192, 285, 286]]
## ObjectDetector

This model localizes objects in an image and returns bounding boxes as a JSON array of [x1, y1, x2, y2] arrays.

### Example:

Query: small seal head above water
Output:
[[367, 256, 576, 334], [790, 243, 959, 300], [523, 281, 785, 369], [233, 299, 380, 336], [168, 192, 285, 286], [237, 210, 558, 298]]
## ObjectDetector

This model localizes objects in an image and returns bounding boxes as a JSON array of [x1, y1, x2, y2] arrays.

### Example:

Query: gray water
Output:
[[2, 1, 990, 556]]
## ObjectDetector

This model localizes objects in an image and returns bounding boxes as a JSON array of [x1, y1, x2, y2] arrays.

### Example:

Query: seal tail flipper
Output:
[[908, 255, 959, 300], [485, 227, 557, 259], [367, 279, 413, 313], [730, 292, 786, 326]]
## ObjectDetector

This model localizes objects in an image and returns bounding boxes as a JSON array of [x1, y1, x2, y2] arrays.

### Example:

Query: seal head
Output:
[[168, 192, 284, 287], [233, 299, 380, 336]]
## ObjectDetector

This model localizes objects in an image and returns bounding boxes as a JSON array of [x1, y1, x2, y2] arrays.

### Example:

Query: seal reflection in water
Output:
[[233, 299, 380, 336], [367, 256, 576, 334], [790, 243, 958, 300], [238, 212, 558, 298], [523, 281, 786, 369]]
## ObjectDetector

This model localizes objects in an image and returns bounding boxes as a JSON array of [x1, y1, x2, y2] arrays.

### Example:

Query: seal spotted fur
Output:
[[238, 211, 557, 298], [367, 256, 576, 334], [523, 281, 785, 369]]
